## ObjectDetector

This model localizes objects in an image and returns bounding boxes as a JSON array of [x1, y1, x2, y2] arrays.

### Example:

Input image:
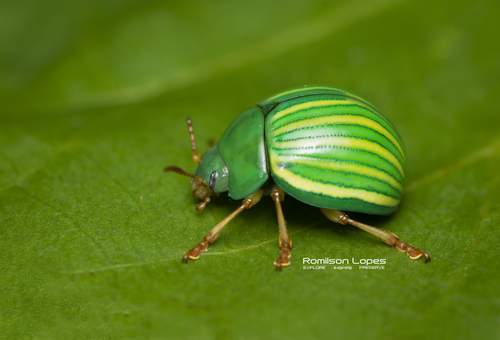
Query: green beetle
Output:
[[165, 85, 430, 269]]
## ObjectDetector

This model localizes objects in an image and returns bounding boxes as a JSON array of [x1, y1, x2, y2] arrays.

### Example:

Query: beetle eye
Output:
[[209, 171, 217, 192]]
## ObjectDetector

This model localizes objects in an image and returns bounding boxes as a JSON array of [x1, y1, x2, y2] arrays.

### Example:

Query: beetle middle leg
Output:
[[271, 185, 292, 270], [320, 208, 430, 262], [182, 189, 264, 262]]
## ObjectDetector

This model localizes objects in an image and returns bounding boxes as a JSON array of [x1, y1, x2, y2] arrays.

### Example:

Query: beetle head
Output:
[[164, 145, 229, 211], [164, 117, 230, 211], [194, 145, 229, 194], [164, 165, 214, 211]]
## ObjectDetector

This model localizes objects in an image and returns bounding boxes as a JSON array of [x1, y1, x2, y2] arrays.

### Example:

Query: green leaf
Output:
[[1, 0, 499, 338]]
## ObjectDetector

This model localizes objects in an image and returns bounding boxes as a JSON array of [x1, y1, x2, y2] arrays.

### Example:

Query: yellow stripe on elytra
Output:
[[275, 155, 403, 192], [265, 86, 341, 102], [274, 136, 405, 177], [272, 164, 400, 207], [269, 99, 362, 126], [273, 115, 405, 162]]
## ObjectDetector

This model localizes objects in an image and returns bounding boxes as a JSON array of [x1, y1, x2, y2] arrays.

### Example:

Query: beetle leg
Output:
[[271, 185, 292, 270], [196, 197, 211, 211], [320, 208, 430, 262], [182, 189, 264, 262]]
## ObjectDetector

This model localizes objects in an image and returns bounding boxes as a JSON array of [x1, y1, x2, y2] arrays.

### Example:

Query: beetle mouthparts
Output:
[[164, 166, 204, 184]]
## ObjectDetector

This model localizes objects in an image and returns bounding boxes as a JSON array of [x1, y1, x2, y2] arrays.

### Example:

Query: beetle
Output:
[[165, 85, 430, 269]]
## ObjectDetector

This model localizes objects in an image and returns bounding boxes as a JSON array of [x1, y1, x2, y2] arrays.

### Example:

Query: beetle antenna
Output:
[[164, 166, 204, 184], [187, 117, 201, 164]]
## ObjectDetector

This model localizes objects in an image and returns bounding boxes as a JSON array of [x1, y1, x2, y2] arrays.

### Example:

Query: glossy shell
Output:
[[262, 86, 405, 215], [200, 85, 406, 215], [218, 106, 268, 199]]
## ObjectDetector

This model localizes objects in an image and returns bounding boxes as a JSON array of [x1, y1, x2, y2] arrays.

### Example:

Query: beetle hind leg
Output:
[[320, 208, 430, 262], [271, 185, 292, 270]]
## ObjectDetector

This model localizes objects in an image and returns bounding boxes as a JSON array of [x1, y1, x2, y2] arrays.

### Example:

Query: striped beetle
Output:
[[166, 85, 430, 269]]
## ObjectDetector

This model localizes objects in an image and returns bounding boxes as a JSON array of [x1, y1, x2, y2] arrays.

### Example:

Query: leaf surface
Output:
[[1, 0, 499, 338]]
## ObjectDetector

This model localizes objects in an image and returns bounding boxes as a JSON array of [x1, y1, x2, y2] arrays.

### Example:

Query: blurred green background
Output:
[[1, 0, 499, 338]]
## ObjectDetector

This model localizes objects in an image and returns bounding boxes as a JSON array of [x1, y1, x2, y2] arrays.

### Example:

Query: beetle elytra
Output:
[[165, 85, 430, 269]]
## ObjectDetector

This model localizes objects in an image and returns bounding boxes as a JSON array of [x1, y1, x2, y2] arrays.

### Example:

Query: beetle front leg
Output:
[[320, 208, 430, 262], [271, 185, 292, 270], [182, 189, 264, 262]]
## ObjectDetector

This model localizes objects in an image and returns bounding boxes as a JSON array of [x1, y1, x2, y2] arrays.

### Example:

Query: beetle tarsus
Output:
[[182, 239, 209, 263], [394, 240, 430, 262], [274, 244, 291, 270], [196, 197, 211, 211]]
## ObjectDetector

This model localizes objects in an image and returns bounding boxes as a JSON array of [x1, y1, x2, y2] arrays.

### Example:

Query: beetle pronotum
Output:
[[165, 85, 430, 269]]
